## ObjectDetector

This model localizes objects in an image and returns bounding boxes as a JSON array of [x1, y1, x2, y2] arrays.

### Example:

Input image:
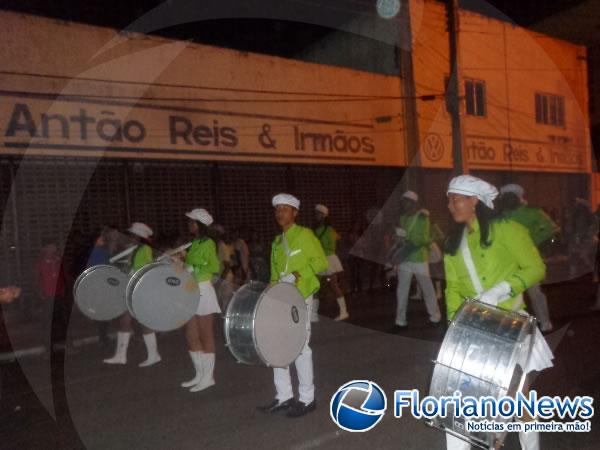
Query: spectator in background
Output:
[[84, 227, 118, 347], [35, 238, 70, 351], [346, 220, 366, 294], [567, 198, 598, 280], [233, 226, 250, 284], [248, 228, 270, 283], [212, 224, 236, 311], [0, 286, 21, 304]]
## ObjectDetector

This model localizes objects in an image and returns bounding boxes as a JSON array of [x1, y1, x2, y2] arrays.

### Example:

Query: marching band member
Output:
[[104, 222, 162, 367], [499, 183, 559, 332], [392, 191, 441, 331], [444, 175, 553, 450], [314, 204, 349, 321], [180, 208, 221, 392], [257, 193, 328, 417]]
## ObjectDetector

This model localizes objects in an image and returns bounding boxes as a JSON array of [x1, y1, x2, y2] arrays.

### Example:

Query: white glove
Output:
[[280, 273, 296, 284], [478, 281, 511, 306], [395, 227, 407, 238]]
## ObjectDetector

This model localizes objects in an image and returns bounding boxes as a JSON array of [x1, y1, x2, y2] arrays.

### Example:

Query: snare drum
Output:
[[126, 261, 200, 332], [428, 300, 536, 449], [224, 282, 308, 368], [74, 265, 128, 321]]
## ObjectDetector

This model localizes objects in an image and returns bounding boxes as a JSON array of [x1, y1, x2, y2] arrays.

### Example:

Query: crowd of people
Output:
[[2, 173, 599, 448]]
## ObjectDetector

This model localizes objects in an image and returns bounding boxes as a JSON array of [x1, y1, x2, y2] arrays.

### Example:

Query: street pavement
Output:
[[1, 278, 600, 450]]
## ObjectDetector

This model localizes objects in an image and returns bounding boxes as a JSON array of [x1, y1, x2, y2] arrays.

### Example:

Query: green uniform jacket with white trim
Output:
[[185, 238, 220, 283], [502, 205, 559, 247], [443, 218, 546, 320], [314, 224, 337, 256], [270, 224, 329, 299], [399, 211, 431, 263]]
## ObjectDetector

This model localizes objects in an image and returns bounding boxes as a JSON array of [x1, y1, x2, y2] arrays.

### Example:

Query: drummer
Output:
[[179, 208, 221, 392], [257, 193, 328, 418], [103, 222, 162, 367], [444, 175, 553, 450], [313, 204, 349, 321], [498, 183, 558, 332]]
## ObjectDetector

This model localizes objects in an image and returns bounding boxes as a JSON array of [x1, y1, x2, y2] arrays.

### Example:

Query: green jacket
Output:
[[185, 238, 220, 283], [314, 224, 337, 256], [444, 218, 546, 320], [399, 211, 431, 263], [131, 244, 153, 273], [271, 224, 329, 299], [502, 205, 559, 246]]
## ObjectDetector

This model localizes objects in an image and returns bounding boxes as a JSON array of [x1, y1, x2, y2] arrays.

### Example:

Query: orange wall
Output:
[[411, 0, 591, 174], [0, 11, 406, 167]]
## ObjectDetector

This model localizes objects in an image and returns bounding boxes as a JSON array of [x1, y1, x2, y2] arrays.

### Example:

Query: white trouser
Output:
[[273, 296, 314, 405], [395, 262, 440, 326], [526, 284, 552, 329]]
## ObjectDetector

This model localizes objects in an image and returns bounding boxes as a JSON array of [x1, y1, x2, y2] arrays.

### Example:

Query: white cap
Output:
[[402, 191, 418, 202], [447, 175, 498, 209], [272, 193, 300, 210], [315, 204, 329, 216], [128, 222, 153, 239], [185, 208, 214, 226], [500, 183, 525, 201]]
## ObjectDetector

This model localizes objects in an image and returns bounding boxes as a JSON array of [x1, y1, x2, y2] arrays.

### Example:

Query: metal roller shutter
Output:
[[128, 160, 214, 243], [291, 165, 354, 232], [217, 163, 287, 243], [0, 159, 18, 286]]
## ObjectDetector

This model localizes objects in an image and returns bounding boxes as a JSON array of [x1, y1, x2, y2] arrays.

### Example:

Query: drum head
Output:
[[254, 283, 308, 367], [74, 265, 128, 321], [129, 262, 200, 332]]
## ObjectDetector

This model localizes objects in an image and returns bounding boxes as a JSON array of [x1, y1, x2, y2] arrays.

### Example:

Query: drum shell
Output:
[[74, 265, 128, 321], [428, 301, 535, 449], [126, 262, 200, 332], [225, 281, 308, 368]]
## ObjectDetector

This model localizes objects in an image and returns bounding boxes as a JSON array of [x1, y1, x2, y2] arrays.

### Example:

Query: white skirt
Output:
[[519, 327, 554, 374], [321, 254, 344, 275], [196, 281, 222, 316]]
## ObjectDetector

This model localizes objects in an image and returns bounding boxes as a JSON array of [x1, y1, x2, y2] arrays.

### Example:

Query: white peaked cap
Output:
[[186, 208, 214, 226], [402, 191, 418, 202], [272, 193, 300, 210], [128, 222, 153, 239], [500, 183, 525, 201], [447, 175, 499, 209], [315, 204, 329, 216]]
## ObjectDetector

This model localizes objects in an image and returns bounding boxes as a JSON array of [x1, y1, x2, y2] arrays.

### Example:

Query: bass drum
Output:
[[427, 300, 536, 449], [74, 265, 128, 321], [225, 281, 308, 368], [126, 261, 200, 332]]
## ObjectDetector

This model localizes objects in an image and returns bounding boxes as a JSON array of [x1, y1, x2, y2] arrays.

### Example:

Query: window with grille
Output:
[[535, 92, 565, 127], [464, 79, 486, 117]]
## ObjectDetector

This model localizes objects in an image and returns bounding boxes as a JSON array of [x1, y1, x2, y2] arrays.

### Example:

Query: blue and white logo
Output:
[[330, 380, 387, 432]]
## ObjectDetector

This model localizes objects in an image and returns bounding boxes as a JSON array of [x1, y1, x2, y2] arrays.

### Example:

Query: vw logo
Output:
[[330, 380, 387, 432]]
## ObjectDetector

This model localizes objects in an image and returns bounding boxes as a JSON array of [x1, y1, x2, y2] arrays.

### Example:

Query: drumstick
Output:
[[156, 242, 193, 261], [109, 245, 138, 263]]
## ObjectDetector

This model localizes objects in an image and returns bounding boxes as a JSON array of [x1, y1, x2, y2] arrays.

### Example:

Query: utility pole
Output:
[[447, 0, 467, 174], [397, 0, 420, 189]]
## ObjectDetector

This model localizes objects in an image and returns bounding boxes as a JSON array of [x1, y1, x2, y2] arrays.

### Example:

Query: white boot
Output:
[[519, 431, 540, 450], [311, 298, 320, 322], [190, 353, 215, 392], [334, 297, 349, 321], [103, 332, 131, 365], [139, 333, 162, 367], [181, 351, 203, 387]]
